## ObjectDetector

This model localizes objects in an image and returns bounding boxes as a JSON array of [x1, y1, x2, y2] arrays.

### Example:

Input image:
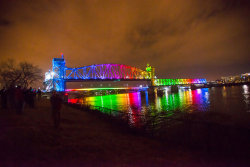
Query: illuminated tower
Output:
[[146, 64, 156, 86], [52, 54, 66, 91]]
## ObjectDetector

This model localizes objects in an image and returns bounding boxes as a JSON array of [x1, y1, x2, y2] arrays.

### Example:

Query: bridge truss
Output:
[[65, 64, 151, 80], [44, 57, 152, 91]]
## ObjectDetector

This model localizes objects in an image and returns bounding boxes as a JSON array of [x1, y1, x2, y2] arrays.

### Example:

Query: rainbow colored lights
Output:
[[65, 64, 151, 80], [155, 89, 209, 112], [68, 89, 209, 113], [154, 78, 207, 86], [66, 87, 148, 92], [45, 56, 207, 92], [72, 92, 144, 127], [67, 88, 210, 126]]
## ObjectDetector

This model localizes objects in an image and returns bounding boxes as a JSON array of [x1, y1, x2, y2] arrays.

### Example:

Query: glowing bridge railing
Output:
[[64, 64, 151, 80], [154, 78, 207, 86]]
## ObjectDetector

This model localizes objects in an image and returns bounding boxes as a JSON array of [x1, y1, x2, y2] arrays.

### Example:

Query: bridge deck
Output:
[[65, 79, 151, 82]]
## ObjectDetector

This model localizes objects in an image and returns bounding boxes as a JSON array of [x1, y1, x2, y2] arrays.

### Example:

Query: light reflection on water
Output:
[[68, 85, 250, 126], [243, 85, 250, 111]]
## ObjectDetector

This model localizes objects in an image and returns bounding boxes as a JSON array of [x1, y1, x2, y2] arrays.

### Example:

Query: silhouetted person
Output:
[[7, 85, 16, 110], [0, 87, 8, 109], [15, 86, 24, 114], [50, 91, 62, 128], [32, 88, 36, 107], [25, 87, 35, 108], [37, 88, 42, 101]]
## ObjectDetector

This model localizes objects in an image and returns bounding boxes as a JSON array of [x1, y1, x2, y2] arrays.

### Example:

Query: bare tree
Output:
[[0, 59, 43, 88]]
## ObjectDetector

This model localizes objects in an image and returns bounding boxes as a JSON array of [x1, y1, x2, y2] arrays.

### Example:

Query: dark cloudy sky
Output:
[[0, 0, 249, 81]]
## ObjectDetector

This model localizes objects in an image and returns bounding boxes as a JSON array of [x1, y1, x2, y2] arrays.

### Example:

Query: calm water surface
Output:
[[68, 85, 250, 126]]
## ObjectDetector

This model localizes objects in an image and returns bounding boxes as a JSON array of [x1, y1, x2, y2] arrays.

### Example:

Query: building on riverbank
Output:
[[221, 72, 250, 83]]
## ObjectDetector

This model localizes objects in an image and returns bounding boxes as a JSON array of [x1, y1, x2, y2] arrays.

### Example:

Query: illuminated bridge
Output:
[[44, 56, 206, 91], [154, 78, 206, 86]]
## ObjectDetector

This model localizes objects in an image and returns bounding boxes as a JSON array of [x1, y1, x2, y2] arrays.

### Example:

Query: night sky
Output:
[[0, 0, 249, 81]]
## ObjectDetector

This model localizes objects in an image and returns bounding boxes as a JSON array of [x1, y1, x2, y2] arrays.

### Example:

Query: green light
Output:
[[146, 64, 152, 72], [154, 78, 207, 86]]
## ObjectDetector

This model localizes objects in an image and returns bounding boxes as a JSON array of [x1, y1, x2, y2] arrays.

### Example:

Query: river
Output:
[[68, 85, 250, 127]]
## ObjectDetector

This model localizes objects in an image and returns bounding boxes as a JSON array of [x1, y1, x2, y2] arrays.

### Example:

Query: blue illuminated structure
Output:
[[52, 55, 65, 91]]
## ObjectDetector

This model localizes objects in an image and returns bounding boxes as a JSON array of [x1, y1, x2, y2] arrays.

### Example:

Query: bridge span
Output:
[[44, 56, 206, 91]]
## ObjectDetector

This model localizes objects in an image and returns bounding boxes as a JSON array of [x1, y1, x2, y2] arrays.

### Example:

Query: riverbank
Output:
[[0, 99, 249, 167]]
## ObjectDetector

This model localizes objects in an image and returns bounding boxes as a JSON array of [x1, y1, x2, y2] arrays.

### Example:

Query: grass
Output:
[[0, 99, 249, 167]]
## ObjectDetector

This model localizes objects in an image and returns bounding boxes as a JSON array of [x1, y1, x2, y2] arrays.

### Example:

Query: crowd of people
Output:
[[0, 85, 63, 128], [0, 85, 42, 114]]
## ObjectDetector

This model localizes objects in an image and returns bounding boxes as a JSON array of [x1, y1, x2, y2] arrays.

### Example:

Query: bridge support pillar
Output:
[[171, 85, 179, 93]]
